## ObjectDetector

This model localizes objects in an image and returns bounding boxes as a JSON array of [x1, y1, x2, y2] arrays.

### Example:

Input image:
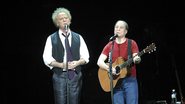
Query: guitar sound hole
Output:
[[115, 66, 120, 74]]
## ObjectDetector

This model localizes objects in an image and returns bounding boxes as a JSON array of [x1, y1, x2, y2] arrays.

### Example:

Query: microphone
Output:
[[109, 34, 118, 41], [64, 25, 68, 32]]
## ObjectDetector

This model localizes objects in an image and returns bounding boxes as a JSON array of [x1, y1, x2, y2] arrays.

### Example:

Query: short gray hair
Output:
[[116, 20, 129, 30]]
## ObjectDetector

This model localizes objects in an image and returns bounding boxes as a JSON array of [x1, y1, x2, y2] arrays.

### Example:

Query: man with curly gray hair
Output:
[[43, 7, 90, 104]]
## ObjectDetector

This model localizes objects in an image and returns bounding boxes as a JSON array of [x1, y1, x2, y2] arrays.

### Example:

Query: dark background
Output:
[[1, 0, 185, 104]]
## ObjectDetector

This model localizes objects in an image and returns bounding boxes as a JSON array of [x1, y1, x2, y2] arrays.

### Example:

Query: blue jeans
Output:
[[113, 76, 138, 104]]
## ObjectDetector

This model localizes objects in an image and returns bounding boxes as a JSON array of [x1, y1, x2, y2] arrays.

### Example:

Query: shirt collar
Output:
[[59, 29, 71, 37]]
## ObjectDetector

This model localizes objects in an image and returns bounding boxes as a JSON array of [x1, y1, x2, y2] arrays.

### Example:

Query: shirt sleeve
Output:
[[102, 42, 111, 56], [131, 40, 139, 53], [42, 35, 55, 69], [79, 35, 90, 64]]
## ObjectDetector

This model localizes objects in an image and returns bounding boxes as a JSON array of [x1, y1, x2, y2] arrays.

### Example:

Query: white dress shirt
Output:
[[43, 29, 90, 69]]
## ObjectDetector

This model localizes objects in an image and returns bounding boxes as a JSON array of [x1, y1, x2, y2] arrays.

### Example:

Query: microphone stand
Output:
[[108, 39, 116, 104], [175, 70, 184, 104], [171, 54, 184, 104], [64, 26, 70, 104]]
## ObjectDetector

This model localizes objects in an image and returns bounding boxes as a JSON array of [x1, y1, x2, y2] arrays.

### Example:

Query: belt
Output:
[[63, 69, 75, 72], [62, 69, 67, 71]]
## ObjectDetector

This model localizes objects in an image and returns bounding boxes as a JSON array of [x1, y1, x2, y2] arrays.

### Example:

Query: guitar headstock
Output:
[[143, 43, 156, 54]]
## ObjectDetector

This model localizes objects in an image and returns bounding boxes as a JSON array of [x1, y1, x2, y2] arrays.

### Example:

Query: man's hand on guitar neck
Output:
[[133, 53, 141, 64], [133, 55, 141, 64]]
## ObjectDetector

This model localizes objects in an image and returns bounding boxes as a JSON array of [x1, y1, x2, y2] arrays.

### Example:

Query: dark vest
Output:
[[51, 31, 81, 74]]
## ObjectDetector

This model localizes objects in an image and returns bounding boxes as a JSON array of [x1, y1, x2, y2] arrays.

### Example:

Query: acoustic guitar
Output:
[[98, 43, 156, 92]]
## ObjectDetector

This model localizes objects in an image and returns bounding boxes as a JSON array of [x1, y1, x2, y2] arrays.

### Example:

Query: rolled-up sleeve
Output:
[[79, 35, 90, 64], [42, 36, 55, 69]]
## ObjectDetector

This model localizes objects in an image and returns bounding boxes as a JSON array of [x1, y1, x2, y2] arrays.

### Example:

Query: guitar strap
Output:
[[128, 39, 132, 60], [127, 39, 132, 75]]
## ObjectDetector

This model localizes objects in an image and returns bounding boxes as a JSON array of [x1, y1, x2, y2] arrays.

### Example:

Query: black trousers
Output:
[[52, 71, 82, 104]]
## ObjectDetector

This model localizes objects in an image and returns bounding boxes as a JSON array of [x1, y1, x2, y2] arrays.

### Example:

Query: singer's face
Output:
[[114, 21, 127, 37], [56, 12, 71, 29]]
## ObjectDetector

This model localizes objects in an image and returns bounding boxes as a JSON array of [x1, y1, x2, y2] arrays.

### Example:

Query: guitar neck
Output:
[[119, 50, 145, 69]]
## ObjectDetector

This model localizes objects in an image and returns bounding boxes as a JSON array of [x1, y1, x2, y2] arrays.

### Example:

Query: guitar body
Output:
[[98, 57, 129, 92]]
